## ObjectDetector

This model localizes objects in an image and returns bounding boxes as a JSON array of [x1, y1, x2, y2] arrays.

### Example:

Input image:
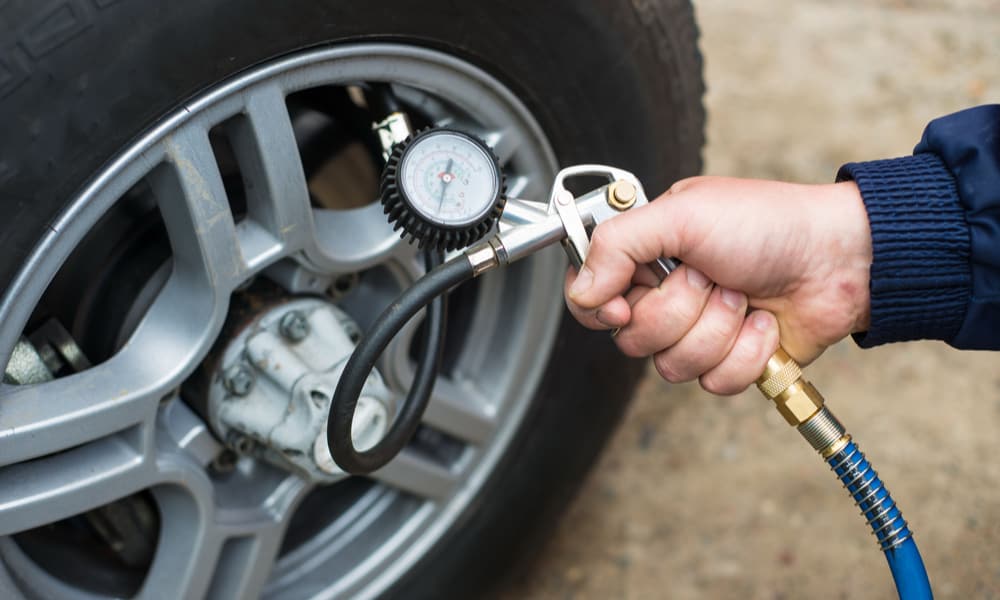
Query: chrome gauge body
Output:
[[381, 128, 505, 251]]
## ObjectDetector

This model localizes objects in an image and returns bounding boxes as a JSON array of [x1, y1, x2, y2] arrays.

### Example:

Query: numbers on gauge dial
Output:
[[398, 131, 499, 227]]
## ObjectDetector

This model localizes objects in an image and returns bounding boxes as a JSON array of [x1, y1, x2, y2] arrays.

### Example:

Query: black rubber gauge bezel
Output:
[[380, 128, 507, 251]]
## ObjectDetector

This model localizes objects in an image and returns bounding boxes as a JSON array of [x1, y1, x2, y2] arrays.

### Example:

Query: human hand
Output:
[[564, 176, 872, 394]]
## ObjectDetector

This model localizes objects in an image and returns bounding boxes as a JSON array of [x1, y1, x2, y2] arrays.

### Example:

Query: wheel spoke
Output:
[[482, 127, 524, 165], [369, 450, 457, 500], [0, 355, 165, 468], [143, 462, 304, 600], [0, 430, 146, 535], [421, 377, 497, 445], [155, 127, 250, 292], [159, 398, 222, 468], [506, 174, 546, 201], [309, 204, 411, 274], [377, 245, 426, 388], [204, 525, 286, 600], [141, 484, 222, 600], [0, 562, 19, 599], [227, 85, 317, 268]]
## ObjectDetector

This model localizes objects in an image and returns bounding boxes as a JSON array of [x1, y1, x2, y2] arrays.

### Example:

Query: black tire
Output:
[[0, 1, 704, 598]]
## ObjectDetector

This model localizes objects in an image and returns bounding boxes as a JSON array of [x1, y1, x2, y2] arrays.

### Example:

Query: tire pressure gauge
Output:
[[380, 128, 506, 251]]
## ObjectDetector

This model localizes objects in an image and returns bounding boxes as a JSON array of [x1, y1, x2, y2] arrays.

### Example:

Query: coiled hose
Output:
[[827, 440, 932, 599], [328, 253, 474, 474]]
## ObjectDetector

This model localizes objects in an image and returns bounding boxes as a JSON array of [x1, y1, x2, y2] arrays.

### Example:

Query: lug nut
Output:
[[330, 273, 359, 300], [226, 431, 256, 455], [279, 310, 310, 342], [223, 364, 255, 396], [210, 449, 238, 474]]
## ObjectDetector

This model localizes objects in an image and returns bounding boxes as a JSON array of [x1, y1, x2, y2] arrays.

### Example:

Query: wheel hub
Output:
[[208, 297, 395, 483]]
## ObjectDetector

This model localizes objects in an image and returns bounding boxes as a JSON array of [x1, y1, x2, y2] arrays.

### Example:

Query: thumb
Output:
[[568, 200, 685, 309]]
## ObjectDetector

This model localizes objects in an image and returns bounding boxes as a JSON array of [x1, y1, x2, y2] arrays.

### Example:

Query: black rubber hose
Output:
[[328, 253, 475, 474], [365, 82, 403, 119]]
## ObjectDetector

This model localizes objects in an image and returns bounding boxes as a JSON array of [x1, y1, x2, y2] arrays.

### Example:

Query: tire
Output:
[[0, 1, 704, 598]]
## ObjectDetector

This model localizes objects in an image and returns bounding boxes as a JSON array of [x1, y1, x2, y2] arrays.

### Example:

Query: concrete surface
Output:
[[500, 1, 1000, 598]]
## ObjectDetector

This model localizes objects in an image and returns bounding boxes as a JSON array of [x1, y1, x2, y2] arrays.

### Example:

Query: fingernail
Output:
[[686, 267, 711, 289], [721, 287, 743, 309], [596, 308, 626, 329], [751, 311, 772, 332], [569, 266, 594, 298]]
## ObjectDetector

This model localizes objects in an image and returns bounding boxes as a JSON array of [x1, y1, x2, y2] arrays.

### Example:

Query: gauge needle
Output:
[[438, 158, 454, 213]]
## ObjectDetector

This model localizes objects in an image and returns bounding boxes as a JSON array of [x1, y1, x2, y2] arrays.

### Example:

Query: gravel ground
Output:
[[500, 1, 1000, 598]]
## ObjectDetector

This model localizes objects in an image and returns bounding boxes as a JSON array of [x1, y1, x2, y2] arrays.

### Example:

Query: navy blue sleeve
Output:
[[837, 104, 1000, 349]]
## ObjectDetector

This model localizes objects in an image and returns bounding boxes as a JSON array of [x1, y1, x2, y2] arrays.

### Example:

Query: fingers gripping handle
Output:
[[656, 254, 824, 435], [572, 192, 846, 452], [647, 256, 829, 432], [553, 172, 828, 438]]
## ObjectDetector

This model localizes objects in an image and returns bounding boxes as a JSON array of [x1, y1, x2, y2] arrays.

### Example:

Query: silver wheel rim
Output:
[[0, 43, 564, 599]]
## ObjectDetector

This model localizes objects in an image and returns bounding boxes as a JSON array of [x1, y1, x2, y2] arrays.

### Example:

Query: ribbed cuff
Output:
[[837, 153, 970, 347]]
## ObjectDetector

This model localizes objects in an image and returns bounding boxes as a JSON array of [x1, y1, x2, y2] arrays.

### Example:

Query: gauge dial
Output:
[[380, 128, 506, 251], [399, 130, 499, 226]]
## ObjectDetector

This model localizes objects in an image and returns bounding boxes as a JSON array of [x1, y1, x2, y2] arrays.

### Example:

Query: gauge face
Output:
[[397, 130, 500, 228]]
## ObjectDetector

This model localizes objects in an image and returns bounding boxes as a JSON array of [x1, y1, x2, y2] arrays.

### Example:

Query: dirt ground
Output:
[[500, 1, 1000, 598]]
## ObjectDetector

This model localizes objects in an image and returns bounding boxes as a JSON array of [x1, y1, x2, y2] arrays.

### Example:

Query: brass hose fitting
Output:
[[756, 346, 849, 457], [755, 347, 823, 426]]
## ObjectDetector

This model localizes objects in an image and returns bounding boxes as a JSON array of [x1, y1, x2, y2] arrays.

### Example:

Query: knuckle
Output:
[[698, 373, 725, 395], [668, 176, 704, 194], [668, 175, 717, 195], [699, 333, 764, 395], [631, 296, 686, 350], [729, 332, 760, 366], [666, 293, 704, 328], [703, 312, 742, 346], [642, 284, 698, 328], [615, 335, 647, 358], [653, 353, 687, 383], [705, 323, 738, 348], [699, 372, 746, 396]]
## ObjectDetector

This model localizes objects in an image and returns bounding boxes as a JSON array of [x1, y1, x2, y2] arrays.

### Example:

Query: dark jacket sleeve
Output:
[[836, 104, 1000, 349]]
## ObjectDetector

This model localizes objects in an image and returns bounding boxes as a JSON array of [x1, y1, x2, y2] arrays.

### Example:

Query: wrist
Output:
[[820, 180, 872, 334]]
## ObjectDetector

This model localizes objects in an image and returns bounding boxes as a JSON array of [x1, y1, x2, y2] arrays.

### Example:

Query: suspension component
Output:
[[209, 297, 395, 483]]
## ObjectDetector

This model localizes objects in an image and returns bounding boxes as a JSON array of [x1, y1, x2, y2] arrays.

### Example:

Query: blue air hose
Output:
[[827, 440, 932, 599], [756, 349, 933, 600]]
